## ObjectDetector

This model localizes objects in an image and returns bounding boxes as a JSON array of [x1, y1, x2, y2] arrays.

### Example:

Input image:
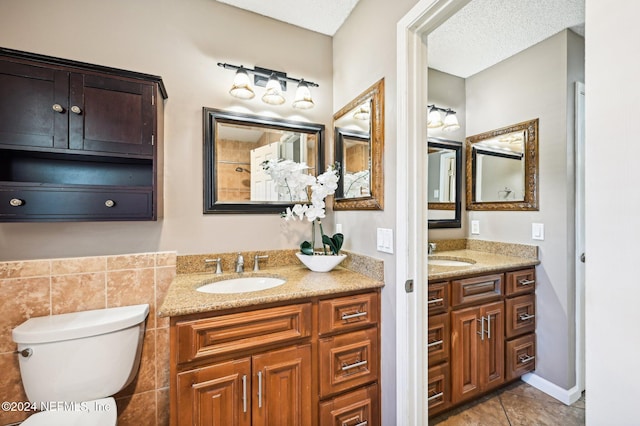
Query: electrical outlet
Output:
[[471, 220, 480, 235]]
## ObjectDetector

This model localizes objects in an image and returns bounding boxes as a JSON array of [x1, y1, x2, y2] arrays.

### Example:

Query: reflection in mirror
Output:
[[203, 108, 324, 213], [428, 138, 462, 228], [333, 78, 384, 210], [466, 118, 538, 211], [335, 127, 371, 198]]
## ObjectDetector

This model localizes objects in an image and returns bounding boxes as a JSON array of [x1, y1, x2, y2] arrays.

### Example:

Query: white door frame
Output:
[[395, 1, 471, 424]]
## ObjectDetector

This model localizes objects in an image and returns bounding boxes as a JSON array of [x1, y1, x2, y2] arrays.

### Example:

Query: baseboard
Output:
[[521, 373, 584, 405]]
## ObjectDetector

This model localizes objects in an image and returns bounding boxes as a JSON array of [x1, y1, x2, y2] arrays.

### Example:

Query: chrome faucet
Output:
[[204, 258, 223, 274], [235, 253, 245, 273], [253, 254, 269, 271], [428, 243, 437, 255]]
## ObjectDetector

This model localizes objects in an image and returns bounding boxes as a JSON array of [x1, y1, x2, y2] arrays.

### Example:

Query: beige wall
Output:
[[0, 0, 333, 261], [0, 252, 176, 426], [465, 30, 584, 389], [333, 0, 420, 423]]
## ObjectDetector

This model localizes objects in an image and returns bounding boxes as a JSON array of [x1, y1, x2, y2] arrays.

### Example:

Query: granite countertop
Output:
[[158, 264, 384, 317], [428, 249, 540, 281]]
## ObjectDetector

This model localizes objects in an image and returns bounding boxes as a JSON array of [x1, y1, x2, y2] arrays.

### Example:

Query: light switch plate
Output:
[[471, 220, 480, 235], [376, 228, 394, 254], [532, 223, 545, 240]]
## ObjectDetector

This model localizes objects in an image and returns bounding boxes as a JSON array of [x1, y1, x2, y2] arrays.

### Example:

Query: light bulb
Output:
[[262, 74, 285, 105], [427, 107, 443, 128], [292, 80, 314, 109], [442, 111, 460, 132], [229, 68, 255, 100]]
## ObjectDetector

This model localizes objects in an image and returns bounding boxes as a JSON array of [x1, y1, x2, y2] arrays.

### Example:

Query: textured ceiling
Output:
[[216, 0, 361, 36], [428, 0, 585, 78]]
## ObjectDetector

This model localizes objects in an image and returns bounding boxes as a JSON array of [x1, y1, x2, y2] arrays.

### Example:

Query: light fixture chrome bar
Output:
[[428, 104, 456, 115], [217, 62, 319, 89]]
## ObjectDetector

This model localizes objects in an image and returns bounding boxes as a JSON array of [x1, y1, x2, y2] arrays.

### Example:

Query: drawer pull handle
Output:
[[342, 311, 367, 320], [257, 371, 263, 408], [9, 198, 24, 207], [342, 420, 368, 426], [519, 313, 535, 321], [71, 105, 82, 114], [427, 391, 444, 402], [52, 103, 64, 113], [105, 199, 115, 208], [519, 354, 535, 364], [427, 298, 444, 305], [427, 339, 443, 348], [518, 279, 536, 286], [342, 359, 368, 371], [476, 317, 485, 341], [242, 374, 247, 413]]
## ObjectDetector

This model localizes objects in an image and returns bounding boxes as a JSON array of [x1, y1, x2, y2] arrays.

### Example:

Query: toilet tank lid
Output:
[[12, 304, 149, 344]]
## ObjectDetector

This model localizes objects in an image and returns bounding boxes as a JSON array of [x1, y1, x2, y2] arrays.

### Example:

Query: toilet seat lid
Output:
[[20, 397, 117, 426]]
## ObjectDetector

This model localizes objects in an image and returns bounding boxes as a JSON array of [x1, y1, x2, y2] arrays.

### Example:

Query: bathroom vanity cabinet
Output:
[[169, 290, 381, 426], [0, 47, 166, 221], [428, 267, 536, 415]]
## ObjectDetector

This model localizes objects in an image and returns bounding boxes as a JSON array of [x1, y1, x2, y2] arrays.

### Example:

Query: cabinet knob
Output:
[[105, 199, 115, 208], [70, 105, 82, 115], [9, 198, 24, 207], [52, 104, 64, 113]]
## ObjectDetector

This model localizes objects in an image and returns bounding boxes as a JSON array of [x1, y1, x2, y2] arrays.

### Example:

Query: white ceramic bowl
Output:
[[295, 253, 347, 272]]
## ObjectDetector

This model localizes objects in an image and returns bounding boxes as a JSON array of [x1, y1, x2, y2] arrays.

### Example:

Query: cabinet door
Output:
[[69, 73, 155, 156], [451, 301, 504, 403], [427, 312, 449, 366], [0, 59, 69, 149], [176, 358, 251, 426], [480, 301, 505, 393], [451, 305, 481, 402], [252, 344, 312, 426]]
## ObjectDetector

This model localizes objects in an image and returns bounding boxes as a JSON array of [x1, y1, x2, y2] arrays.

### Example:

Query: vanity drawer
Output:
[[505, 268, 536, 296], [505, 294, 536, 339], [176, 303, 311, 364], [319, 383, 379, 426], [319, 292, 379, 335], [319, 327, 379, 397], [451, 274, 503, 307], [506, 333, 536, 381], [427, 281, 449, 315], [428, 312, 449, 366], [428, 363, 450, 415]]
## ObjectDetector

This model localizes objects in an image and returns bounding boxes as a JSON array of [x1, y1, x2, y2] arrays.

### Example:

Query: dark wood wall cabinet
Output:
[[169, 290, 381, 426], [0, 47, 167, 221], [428, 267, 536, 417]]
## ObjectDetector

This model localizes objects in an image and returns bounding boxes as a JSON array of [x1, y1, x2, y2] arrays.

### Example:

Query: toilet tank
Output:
[[12, 304, 149, 404]]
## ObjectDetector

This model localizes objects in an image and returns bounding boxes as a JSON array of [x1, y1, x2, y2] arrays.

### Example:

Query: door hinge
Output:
[[405, 279, 414, 293]]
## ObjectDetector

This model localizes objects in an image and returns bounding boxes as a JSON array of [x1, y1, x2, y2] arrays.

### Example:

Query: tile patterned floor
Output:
[[429, 381, 586, 426]]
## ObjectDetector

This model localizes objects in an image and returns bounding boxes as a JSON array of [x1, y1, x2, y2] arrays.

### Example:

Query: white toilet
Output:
[[12, 304, 149, 426]]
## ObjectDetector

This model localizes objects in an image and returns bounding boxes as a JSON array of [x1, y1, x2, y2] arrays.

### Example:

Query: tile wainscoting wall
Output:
[[0, 251, 177, 426]]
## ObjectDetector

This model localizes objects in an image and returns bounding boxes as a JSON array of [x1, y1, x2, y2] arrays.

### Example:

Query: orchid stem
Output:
[[318, 220, 328, 255]]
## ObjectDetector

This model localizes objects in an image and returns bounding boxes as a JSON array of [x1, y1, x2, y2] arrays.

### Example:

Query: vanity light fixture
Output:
[[218, 62, 319, 110], [353, 103, 370, 120], [428, 104, 460, 132]]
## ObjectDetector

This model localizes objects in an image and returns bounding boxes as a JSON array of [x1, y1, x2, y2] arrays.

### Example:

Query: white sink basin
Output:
[[197, 277, 286, 294], [429, 256, 475, 267]]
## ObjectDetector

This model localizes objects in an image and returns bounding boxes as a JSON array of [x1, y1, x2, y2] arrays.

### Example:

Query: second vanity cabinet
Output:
[[170, 290, 381, 426], [428, 267, 536, 415]]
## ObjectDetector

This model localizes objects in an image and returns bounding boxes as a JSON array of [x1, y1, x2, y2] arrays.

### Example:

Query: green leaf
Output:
[[300, 240, 314, 255], [322, 233, 344, 255]]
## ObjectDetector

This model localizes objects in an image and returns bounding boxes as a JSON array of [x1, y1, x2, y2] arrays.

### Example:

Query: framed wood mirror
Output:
[[333, 78, 384, 210], [428, 138, 462, 228], [203, 108, 324, 213], [466, 118, 539, 211]]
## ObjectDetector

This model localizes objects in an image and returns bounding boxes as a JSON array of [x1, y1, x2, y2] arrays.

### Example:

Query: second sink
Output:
[[197, 277, 286, 294], [428, 256, 476, 267]]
